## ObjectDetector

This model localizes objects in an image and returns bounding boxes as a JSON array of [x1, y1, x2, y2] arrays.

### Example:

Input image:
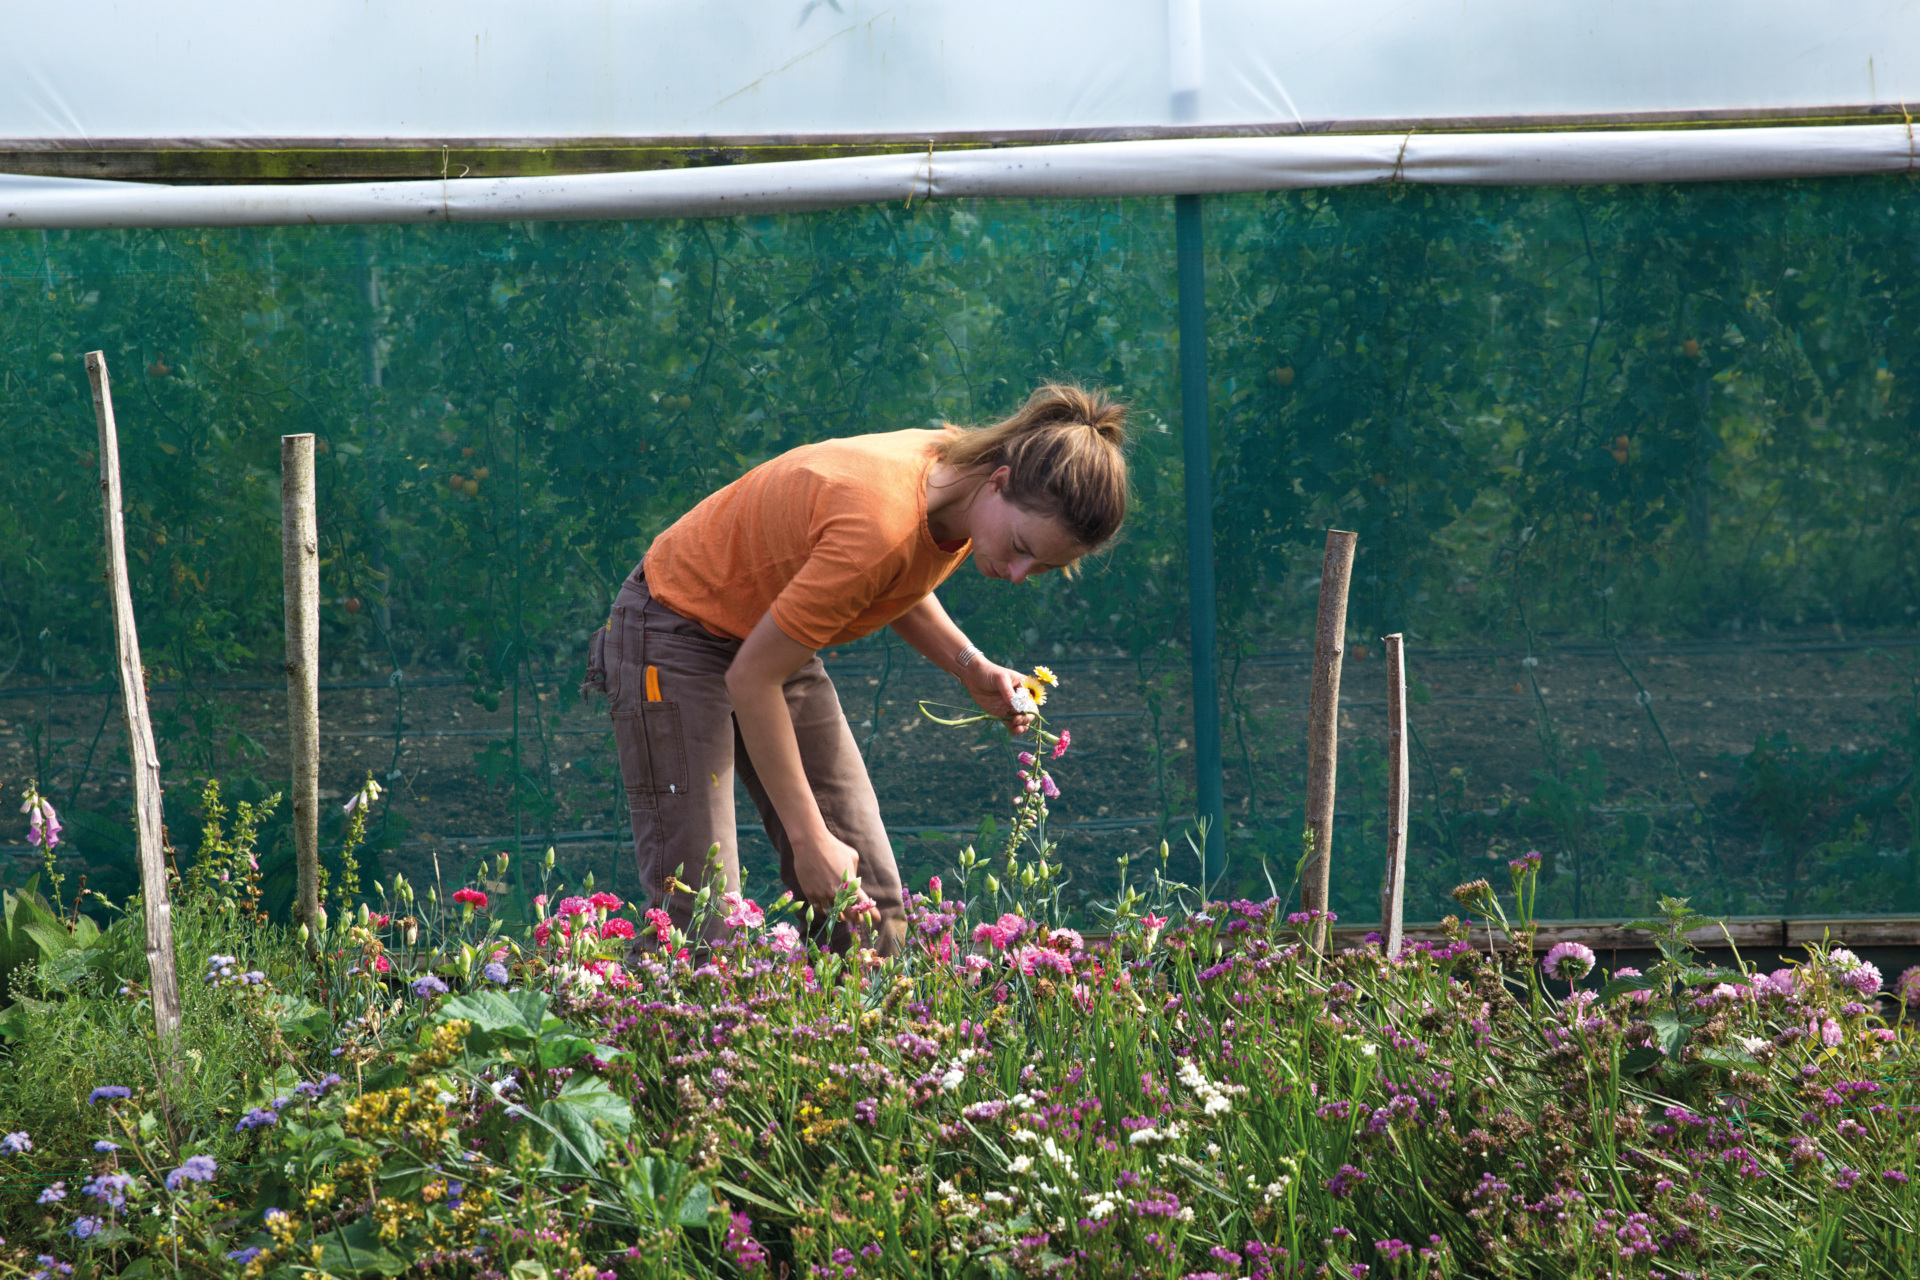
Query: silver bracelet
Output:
[[954, 642, 984, 670]]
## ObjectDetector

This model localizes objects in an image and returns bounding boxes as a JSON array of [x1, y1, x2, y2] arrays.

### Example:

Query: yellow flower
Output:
[[1019, 676, 1049, 707], [1032, 665, 1058, 687]]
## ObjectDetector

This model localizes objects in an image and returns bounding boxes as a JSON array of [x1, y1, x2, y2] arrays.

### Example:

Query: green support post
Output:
[[1175, 193, 1226, 885]]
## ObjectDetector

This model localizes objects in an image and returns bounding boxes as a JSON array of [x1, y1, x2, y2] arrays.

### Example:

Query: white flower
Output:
[[1010, 687, 1040, 716], [1008, 1155, 1033, 1175], [1011, 1128, 1039, 1144], [1083, 1195, 1119, 1221], [940, 1066, 966, 1092]]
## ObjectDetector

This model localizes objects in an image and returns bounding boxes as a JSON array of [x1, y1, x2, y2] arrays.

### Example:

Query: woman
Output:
[[590, 383, 1128, 956]]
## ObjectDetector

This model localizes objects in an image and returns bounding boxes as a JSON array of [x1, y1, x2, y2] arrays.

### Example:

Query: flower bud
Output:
[[984, 874, 1000, 895], [296, 923, 309, 944], [544, 848, 556, 870], [357, 902, 371, 927], [497, 853, 510, 873]]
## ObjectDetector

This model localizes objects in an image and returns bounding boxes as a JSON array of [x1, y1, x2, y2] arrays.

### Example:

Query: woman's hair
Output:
[[938, 383, 1130, 552]]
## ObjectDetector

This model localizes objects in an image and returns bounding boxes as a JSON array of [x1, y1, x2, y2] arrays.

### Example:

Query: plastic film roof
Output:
[[4, 0, 1917, 142]]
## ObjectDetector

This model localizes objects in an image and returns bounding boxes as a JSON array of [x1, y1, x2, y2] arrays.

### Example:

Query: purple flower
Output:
[[1542, 941, 1596, 983], [225, 1248, 263, 1265], [69, 1216, 102, 1240], [165, 1156, 217, 1190], [92, 1141, 119, 1153], [37, 1183, 65, 1205], [483, 961, 510, 984], [1326, 1164, 1367, 1199], [2, 1131, 31, 1154], [724, 1212, 770, 1275], [411, 975, 449, 998], [21, 790, 61, 853], [87, 1086, 131, 1105], [1883, 1170, 1910, 1185], [1040, 775, 1061, 800], [234, 1107, 279, 1133], [1376, 1239, 1412, 1260], [81, 1173, 133, 1209]]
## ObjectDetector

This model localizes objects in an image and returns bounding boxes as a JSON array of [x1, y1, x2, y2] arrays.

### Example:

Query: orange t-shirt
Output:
[[640, 428, 971, 650]]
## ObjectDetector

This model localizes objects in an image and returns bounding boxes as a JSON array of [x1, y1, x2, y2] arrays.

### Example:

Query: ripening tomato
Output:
[[448, 474, 465, 491], [345, 598, 362, 614], [1683, 339, 1700, 358]]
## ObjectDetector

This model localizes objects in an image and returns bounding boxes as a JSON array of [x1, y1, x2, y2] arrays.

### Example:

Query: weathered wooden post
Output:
[[1380, 633, 1410, 958], [85, 352, 183, 1047], [1302, 529, 1357, 950], [282, 435, 322, 933]]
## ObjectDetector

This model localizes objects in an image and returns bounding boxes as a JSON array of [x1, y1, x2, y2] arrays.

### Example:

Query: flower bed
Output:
[[5, 710, 1920, 1277]]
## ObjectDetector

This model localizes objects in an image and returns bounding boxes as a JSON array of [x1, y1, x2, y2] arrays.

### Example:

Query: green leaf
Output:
[[677, 1180, 716, 1228], [534, 1073, 633, 1173], [21, 921, 74, 960], [1695, 1047, 1757, 1071], [440, 988, 550, 1046], [319, 1216, 411, 1277], [267, 993, 332, 1041], [537, 1034, 596, 1069], [1650, 1012, 1694, 1059], [1597, 975, 1658, 1003], [1620, 1046, 1664, 1074]]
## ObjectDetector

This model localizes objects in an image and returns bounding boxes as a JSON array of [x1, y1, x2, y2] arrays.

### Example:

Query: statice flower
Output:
[[165, 1155, 217, 1190], [1826, 948, 1883, 995], [2, 1131, 31, 1154], [1543, 941, 1597, 983], [723, 1212, 769, 1276]]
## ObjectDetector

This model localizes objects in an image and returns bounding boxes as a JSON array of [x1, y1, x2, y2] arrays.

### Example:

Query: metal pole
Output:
[[1174, 193, 1225, 885]]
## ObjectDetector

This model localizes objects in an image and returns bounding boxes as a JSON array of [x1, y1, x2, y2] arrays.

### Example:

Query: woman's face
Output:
[[966, 467, 1088, 585]]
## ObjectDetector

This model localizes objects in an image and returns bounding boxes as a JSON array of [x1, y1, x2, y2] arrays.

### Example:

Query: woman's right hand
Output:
[[793, 830, 879, 928]]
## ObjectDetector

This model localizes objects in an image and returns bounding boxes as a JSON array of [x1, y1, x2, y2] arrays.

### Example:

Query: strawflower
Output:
[[1543, 941, 1597, 983]]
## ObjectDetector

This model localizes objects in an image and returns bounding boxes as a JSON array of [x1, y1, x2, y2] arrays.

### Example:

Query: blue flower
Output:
[[234, 1107, 279, 1133], [93, 1141, 119, 1153], [225, 1248, 263, 1265], [483, 961, 510, 984], [70, 1215, 103, 1239], [411, 975, 450, 998], [165, 1155, 217, 1190], [2, 1131, 31, 1154], [81, 1172, 134, 1208], [87, 1086, 131, 1105], [37, 1183, 65, 1205]]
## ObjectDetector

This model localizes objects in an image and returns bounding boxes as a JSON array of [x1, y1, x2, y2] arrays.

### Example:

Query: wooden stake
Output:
[[1380, 633, 1410, 958], [1302, 529, 1357, 950], [86, 352, 183, 1046], [283, 435, 322, 932]]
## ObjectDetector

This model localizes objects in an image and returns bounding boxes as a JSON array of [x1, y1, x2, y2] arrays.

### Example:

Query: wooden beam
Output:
[[282, 435, 322, 933], [85, 352, 183, 1048], [1379, 633, 1409, 958], [1301, 529, 1357, 949]]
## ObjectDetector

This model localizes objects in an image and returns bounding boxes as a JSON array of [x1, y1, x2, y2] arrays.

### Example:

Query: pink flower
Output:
[[1896, 966, 1920, 1010], [723, 892, 765, 931], [556, 896, 593, 919], [767, 923, 802, 955], [534, 921, 552, 947], [1052, 729, 1070, 758], [1040, 775, 1061, 800], [1048, 927, 1084, 953], [589, 892, 623, 913], [971, 913, 1027, 951], [927, 875, 942, 899], [452, 888, 489, 910], [1018, 752, 1036, 766], [600, 917, 635, 940], [645, 908, 674, 945], [1542, 941, 1596, 983], [372, 954, 391, 974], [20, 789, 60, 853]]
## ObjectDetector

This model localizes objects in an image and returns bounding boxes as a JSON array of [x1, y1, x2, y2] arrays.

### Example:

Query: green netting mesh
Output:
[[2, 177, 1917, 926]]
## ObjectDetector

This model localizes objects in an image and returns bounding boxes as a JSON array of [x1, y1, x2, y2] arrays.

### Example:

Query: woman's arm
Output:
[[889, 594, 1034, 735], [727, 611, 878, 925]]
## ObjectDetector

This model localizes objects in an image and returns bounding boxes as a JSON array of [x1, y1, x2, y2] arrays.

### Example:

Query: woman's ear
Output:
[[986, 464, 1013, 495]]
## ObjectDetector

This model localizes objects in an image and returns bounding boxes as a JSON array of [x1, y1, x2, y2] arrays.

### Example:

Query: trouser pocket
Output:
[[583, 623, 611, 700], [614, 702, 691, 803]]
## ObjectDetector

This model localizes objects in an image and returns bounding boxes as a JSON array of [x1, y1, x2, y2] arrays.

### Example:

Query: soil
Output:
[[3, 630, 1914, 917]]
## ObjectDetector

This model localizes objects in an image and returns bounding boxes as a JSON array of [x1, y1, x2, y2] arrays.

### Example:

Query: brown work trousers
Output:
[[586, 564, 906, 956]]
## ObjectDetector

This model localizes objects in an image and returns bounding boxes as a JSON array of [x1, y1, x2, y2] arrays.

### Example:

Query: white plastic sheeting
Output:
[[2, 0, 1917, 142], [3, 127, 1915, 230]]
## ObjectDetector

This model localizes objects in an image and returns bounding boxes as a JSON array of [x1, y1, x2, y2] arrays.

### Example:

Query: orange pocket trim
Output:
[[644, 665, 662, 702]]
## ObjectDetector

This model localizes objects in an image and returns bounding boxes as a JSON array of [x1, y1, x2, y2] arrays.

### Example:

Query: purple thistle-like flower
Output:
[[2, 1131, 31, 1154], [81, 1173, 134, 1209], [1543, 941, 1596, 983], [411, 974, 450, 998], [87, 1086, 131, 1105], [69, 1216, 102, 1240], [483, 961, 510, 984], [37, 1183, 65, 1205], [234, 1107, 279, 1133]]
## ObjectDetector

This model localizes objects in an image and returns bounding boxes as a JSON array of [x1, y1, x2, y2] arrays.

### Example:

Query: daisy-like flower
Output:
[[1010, 686, 1039, 716], [1543, 941, 1597, 983], [1031, 665, 1058, 687]]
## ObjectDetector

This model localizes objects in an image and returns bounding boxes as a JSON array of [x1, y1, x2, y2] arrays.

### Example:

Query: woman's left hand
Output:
[[961, 660, 1034, 735]]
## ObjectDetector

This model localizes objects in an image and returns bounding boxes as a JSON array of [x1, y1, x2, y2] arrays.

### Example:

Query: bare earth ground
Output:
[[3, 631, 1914, 914]]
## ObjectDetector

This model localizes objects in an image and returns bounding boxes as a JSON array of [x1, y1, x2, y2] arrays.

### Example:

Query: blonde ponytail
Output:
[[938, 384, 1130, 551]]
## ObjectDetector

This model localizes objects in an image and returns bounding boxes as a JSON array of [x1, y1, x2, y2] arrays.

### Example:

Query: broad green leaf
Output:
[[319, 1216, 411, 1277], [534, 1073, 632, 1173], [440, 988, 550, 1045], [1597, 975, 1658, 1003], [1619, 1046, 1664, 1074]]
